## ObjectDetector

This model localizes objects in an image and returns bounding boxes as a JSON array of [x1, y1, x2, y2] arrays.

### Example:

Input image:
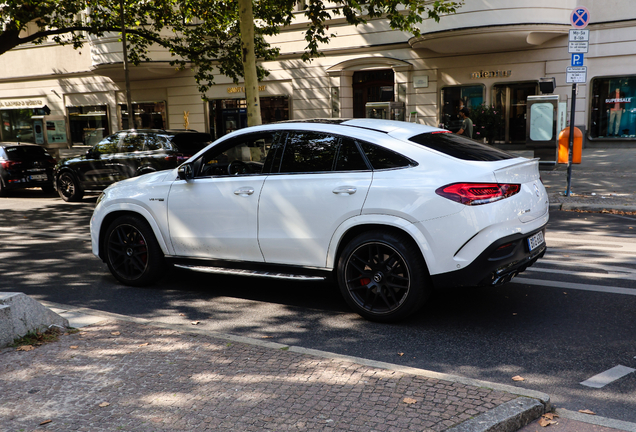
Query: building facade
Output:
[[1, 0, 635, 156]]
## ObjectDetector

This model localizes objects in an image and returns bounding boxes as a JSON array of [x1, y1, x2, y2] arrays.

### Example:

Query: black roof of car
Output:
[[0, 142, 45, 147], [112, 129, 205, 135]]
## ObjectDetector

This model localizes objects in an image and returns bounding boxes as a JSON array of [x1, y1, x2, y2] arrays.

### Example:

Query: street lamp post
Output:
[[120, 0, 135, 129]]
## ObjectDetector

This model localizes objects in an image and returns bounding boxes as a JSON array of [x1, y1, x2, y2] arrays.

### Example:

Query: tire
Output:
[[337, 230, 430, 322], [57, 172, 84, 202], [104, 215, 165, 286]]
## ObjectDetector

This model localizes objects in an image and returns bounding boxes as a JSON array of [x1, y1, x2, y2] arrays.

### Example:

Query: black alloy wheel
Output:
[[105, 215, 164, 286], [337, 230, 430, 322], [57, 172, 84, 202]]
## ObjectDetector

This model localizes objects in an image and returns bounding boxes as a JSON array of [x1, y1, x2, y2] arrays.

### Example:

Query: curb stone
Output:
[[447, 398, 544, 432], [40, 300, 549, 432]]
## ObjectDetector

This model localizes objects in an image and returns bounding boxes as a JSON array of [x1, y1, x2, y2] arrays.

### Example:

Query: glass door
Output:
[[493, 83, 538, 144]]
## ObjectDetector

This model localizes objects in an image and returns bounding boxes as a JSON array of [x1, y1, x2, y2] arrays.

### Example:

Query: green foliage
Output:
[[470, 103, 505, 143], [0, 0, 463, 96]]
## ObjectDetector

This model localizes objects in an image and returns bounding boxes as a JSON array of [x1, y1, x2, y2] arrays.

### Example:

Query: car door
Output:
[[258, 132, 373, 268], [80, 133, 123, 188], [109, 132, 145, 180], [166, 131, 278, 262]]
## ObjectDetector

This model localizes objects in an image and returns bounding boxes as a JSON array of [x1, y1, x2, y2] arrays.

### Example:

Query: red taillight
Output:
[[165, 155, 177, 163], [0, 160, 21, 169], [435, 183, 521, 206]]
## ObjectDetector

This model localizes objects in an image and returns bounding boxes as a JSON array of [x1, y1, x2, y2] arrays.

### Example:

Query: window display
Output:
[[590, 77, 636, 139], [440, 85, 484, 133], [119, 102, 166, 130], [68, 105, 109, 146]]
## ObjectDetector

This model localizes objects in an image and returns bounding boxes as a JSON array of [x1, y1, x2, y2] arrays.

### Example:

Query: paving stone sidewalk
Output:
[[0, 319, 543, 432]]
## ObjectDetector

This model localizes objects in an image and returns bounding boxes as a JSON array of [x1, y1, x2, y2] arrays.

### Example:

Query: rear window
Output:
[[3, 146, 49, 160], [170, 133, 213, 154], [409, 132, 515, 161]]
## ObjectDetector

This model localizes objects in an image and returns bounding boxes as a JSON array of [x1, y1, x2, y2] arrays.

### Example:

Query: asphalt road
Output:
[[1, 190, 635, 424]]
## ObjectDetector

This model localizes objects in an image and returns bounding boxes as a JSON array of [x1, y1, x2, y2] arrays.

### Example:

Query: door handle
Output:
[[234, 187, 255, 196], [332, 186, 357, 195]]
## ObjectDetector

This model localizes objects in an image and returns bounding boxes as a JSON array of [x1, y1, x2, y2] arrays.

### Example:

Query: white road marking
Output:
[[512, 277, 636, 296], [526, 266, 636, 281], [580, 365, 636, 388]]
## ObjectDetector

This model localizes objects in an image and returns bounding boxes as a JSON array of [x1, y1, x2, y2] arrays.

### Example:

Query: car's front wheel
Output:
[[337, 230, 430, 322], [104, 215, 164, 286], [57, 172, 84, 202]]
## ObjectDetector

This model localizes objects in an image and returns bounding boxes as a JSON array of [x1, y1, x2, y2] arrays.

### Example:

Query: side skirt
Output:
[[167, 257, 333, 282]]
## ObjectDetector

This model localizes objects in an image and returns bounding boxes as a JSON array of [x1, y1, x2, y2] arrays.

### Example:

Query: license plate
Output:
[[527, 231, 545, 251], [30, 174, 48, 181]]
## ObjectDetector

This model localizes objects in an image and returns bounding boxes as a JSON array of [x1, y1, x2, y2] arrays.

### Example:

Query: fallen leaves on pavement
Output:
[[538, 413, 559, 427], [579, 409, 596, 415], [16, 345, 34, 351], [402, 397, 417, 404], [39, 419, 52, 425], [99, 402, 110, 407], [511, 375, 525, 381]]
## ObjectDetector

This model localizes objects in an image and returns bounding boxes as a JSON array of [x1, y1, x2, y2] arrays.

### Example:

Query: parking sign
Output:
[[571, 53, 585, 67], [570, 7, 590, 29]]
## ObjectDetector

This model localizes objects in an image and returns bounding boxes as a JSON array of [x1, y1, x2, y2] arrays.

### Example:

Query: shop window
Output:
[[208, 97, 289, 138], [440, 85, 484, 133], [119, 101, 166, 130], [68, 105, 109, 146], [590, 77, 636, 139], [0, 109, 36, 143]]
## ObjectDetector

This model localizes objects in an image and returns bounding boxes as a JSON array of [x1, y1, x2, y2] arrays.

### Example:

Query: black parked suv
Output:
[[0, 143, 57, 196], [54, 129, 213, 201]]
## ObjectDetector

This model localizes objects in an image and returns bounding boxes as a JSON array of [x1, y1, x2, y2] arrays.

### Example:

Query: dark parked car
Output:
[[54, 129, 213, 201], [0, 143, 57, 196]]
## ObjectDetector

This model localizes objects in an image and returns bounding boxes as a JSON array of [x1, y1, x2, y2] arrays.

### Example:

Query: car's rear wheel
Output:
[[337, 230, 430, 322], [57, 172, 84, 202], [104, 215, 164, 286]]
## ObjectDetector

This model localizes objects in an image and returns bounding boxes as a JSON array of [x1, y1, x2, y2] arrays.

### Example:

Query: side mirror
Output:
[[178, 163, 194, 181]]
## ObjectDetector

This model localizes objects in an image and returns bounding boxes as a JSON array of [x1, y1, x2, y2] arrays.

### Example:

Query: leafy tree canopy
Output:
[[0, 0, 463, 95]]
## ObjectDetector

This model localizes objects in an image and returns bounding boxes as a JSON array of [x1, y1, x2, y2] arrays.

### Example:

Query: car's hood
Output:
[[104, 169, 175, 192]]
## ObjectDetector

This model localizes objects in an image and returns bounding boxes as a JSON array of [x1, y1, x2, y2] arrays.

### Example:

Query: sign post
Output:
[[565, 7, 590, 196]]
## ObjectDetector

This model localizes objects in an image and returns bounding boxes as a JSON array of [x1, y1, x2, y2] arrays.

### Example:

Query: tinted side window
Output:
[[120, 133, 145, 153], [144, 134, 167, 151], [94, 134, 121, 155], [409, 132, 514, 161], [358, 142, 413, 169], [279, 132, 339, 173], [197, 131, 277, 177], [335, 139, 369, 171]]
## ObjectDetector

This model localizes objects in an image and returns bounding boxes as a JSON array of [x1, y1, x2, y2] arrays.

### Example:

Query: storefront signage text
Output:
[[470, 70, 512, 79], [605, 97, 632, 104], [0, 98, 46, 109], [227, 85, 267, 94]]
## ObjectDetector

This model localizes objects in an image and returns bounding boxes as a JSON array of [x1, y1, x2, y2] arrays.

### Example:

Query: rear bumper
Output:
[[430, 225, 547, 289]]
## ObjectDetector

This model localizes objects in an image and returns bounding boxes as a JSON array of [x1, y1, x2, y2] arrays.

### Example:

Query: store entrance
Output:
[[493, 82, 538, 145], [352, 70, 395, 118]]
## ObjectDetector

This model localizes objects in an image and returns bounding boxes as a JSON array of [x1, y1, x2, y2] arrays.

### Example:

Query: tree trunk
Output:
[[237, 0, 262, 127]]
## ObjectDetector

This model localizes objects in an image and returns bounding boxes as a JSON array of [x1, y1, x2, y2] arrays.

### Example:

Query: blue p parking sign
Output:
[[571, 53, 585, 67]]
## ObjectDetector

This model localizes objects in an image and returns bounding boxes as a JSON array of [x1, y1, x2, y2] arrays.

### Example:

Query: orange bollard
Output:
[[558, 127, 582, 164]]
